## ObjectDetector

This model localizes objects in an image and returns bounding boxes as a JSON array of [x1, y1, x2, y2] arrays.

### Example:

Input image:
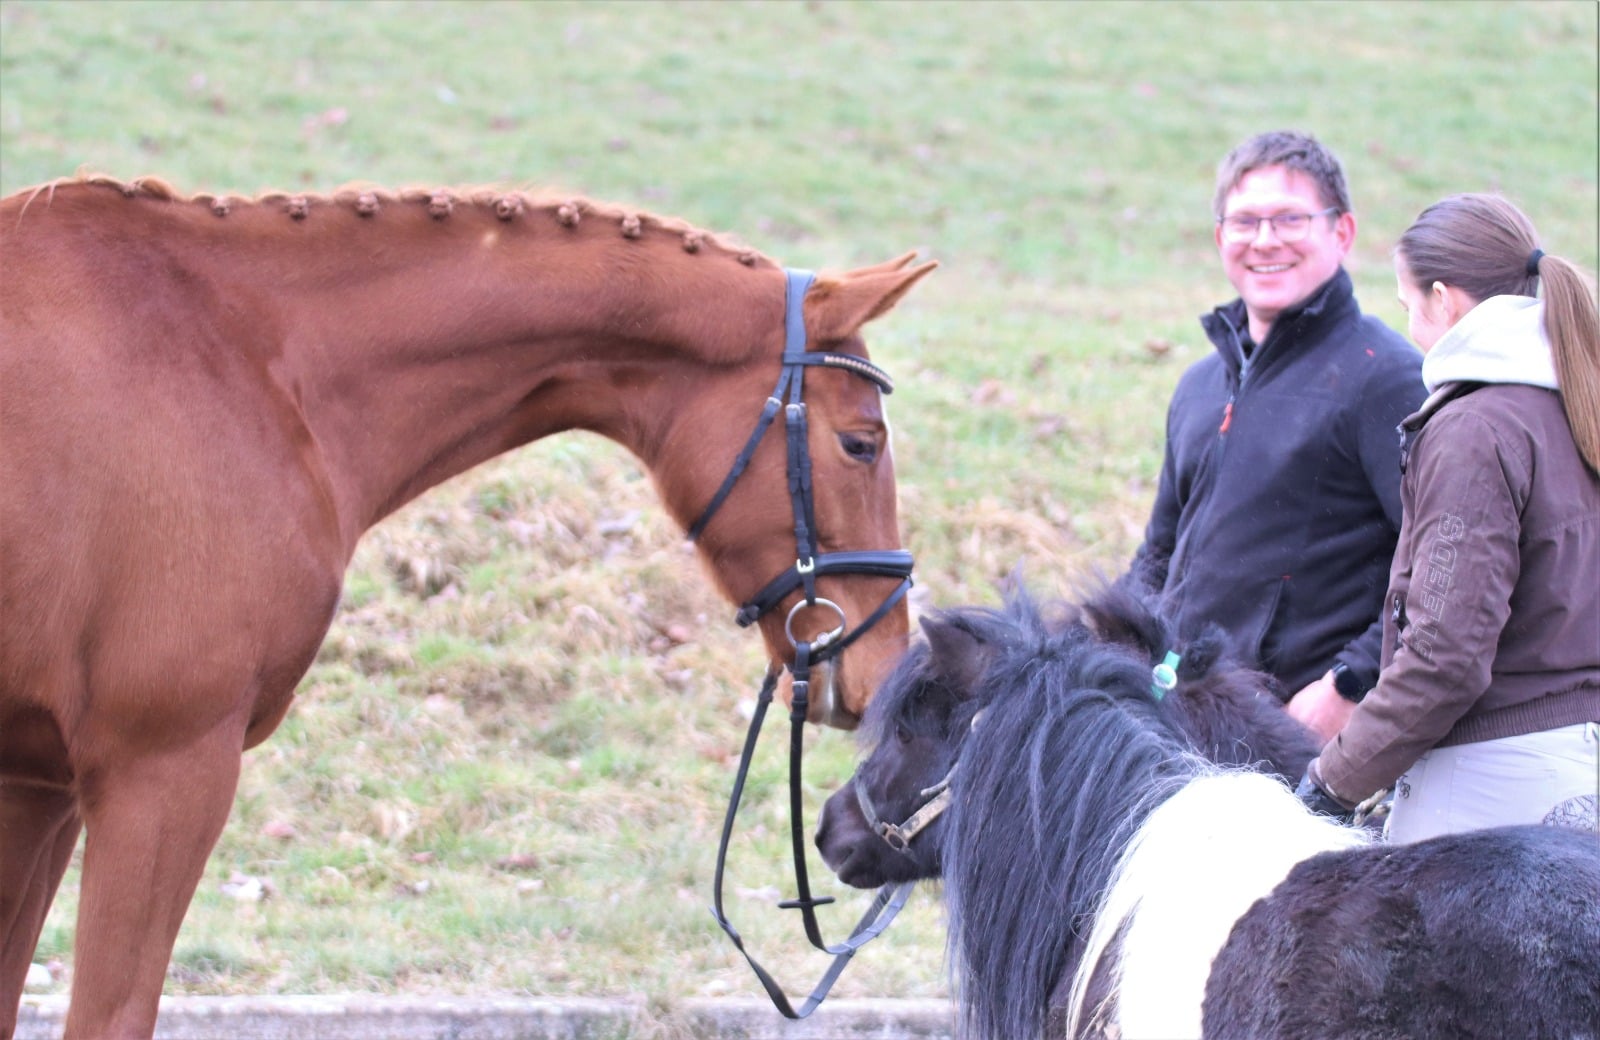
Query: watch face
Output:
[[1333, 666, 1363, 701]]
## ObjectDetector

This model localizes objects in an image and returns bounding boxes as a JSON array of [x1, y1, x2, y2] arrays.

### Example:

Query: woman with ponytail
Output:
[[1300, 193, 1599, 841]]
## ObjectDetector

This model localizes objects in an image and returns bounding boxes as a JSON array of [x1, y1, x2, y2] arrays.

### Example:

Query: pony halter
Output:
[[856, 710, 980, 854], [857, 771, 953, 854]]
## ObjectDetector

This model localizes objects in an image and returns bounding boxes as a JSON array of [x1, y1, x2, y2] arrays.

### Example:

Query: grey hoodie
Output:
[[1423, 293, 1559, 393]]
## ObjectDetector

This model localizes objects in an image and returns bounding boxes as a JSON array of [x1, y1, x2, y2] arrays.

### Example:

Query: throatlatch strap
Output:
[[686, 377, 790, 544]]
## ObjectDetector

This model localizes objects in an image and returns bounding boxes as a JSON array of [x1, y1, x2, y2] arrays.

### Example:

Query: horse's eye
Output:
[[895, 723, 912, 745], [839, 432, 878, 465]]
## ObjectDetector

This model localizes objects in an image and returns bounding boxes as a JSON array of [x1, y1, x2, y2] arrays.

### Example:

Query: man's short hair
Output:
[[1212, 131, 1352, 219]]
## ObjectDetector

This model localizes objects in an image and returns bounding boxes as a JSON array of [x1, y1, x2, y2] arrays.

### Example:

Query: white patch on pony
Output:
[[1067, 767, 1371, 1040], [481, 230, 500, 249]]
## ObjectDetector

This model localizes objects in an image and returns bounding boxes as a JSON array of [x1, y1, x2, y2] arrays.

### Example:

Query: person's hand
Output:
[[1294, 766, 1355, 824], [1285, 670, 1357, 745]]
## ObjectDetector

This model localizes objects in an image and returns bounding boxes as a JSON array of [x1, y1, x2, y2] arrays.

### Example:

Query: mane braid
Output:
[[2, 173, 773, 265], [933, 593, 1198, 1040]]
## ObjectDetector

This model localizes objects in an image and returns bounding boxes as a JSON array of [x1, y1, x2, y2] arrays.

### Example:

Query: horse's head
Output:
[[668, 254, 936, 728], [816, 609, 999, 888]]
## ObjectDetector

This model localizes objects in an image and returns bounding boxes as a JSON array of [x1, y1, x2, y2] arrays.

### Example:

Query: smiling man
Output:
[[1128, 131, 1425, 743]]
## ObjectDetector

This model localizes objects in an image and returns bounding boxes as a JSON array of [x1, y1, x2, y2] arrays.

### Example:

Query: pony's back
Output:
[[1205, 823, 1600, 1040], [1072, 771, 1369, 1039]]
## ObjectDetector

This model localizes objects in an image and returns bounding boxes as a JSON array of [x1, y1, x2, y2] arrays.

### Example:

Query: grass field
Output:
[[3, 0, 1596, 1016]]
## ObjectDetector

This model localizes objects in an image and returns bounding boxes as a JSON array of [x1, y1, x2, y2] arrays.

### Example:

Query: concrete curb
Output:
[[17, 995, 956, 1039]]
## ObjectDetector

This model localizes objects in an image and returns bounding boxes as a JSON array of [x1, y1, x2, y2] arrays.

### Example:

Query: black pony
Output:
[[816, 586, 1600, 1040]]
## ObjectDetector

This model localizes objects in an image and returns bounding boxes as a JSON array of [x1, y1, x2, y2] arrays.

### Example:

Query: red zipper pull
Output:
[[1219, 399, 1234, 434]]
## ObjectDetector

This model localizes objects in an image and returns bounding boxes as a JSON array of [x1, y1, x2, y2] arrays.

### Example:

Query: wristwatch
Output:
[[1294, 769, 1354, 822], [1330, 662, 1367, 703]]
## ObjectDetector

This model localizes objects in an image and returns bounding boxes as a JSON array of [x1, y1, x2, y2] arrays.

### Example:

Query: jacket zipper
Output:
[[1172, 331, 1247, 588]]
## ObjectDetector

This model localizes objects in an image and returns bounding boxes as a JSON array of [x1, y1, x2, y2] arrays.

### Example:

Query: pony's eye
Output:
[[839, 432, 878, 464], [895, 723, 912, 745]]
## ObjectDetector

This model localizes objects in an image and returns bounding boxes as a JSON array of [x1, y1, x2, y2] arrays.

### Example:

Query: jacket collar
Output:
[[1398, 380, 1483, 474], [1201, 268, 1355, 375]]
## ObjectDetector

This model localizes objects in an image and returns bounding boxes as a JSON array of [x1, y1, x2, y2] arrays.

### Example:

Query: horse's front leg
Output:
[[0, 776, 81, 1040], [65, 725, 246, 1040]]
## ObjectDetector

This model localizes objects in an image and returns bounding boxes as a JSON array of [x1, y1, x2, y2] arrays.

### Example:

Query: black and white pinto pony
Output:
[[816, 585, 1600, 1040]]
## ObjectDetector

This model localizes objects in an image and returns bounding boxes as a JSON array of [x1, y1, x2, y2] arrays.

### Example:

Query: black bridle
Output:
[[700, 268, 916, 1018]]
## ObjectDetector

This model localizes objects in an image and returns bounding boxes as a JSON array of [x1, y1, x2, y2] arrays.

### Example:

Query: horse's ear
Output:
[[920, 615, 989, 701], [848, 251, 922, 276], [808, 257, 938, 339]]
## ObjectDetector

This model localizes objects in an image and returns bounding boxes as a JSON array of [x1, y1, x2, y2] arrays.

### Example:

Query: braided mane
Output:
[[4, 172, 772, 265]]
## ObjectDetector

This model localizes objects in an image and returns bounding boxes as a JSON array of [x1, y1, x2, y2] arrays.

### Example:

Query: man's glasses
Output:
[[1217, 208, 1340, 244]]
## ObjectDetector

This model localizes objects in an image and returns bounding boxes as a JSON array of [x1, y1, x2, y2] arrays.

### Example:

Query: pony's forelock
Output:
[[934, 592, 1191, 1040], [860, 602, 1019, 751]]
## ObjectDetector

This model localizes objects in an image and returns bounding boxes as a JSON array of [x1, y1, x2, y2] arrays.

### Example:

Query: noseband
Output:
[[706, 268, 916, 1019]]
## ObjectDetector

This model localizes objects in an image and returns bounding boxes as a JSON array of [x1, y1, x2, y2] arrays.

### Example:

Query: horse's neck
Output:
[[214, 198, 783, 547]]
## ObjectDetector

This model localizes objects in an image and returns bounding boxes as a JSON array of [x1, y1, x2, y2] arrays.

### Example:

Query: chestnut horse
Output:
[[0, 174, 934, 1039]]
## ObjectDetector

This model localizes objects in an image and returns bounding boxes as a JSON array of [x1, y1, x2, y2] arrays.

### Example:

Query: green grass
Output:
[[5, 0, 1596, 1015]]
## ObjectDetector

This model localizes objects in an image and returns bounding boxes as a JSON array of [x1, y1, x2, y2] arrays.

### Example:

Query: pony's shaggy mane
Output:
[[4, 171, 772, 265], [945, 598, 1195, 1040], [872, 584, 1323, 1040], [872, 590, 1199, 1040]]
